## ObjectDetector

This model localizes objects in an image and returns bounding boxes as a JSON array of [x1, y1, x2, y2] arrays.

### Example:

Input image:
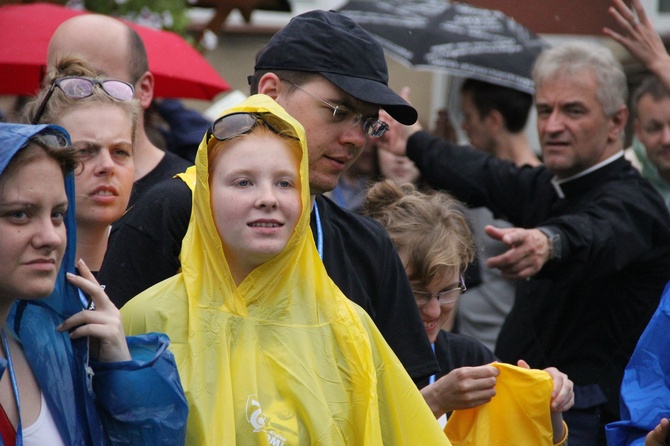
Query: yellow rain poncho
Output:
[[122, 95, 449, 445]]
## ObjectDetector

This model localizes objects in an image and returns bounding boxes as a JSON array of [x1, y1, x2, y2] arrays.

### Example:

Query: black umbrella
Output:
[[338, 0, 547, 94]]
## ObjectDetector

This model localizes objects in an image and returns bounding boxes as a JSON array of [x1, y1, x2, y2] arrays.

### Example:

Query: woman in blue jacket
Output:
[[0, 123, 187, 445]]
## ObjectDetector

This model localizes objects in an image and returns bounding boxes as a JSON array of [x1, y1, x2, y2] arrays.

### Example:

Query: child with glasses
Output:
[[364, 180, 573, 445], [24, 56, 140, 275], [0, 123, 186, 445], [121, 94, 450, 445]]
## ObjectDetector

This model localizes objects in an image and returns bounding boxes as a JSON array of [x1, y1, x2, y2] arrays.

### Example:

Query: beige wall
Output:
[[184, 30, 437, 129]]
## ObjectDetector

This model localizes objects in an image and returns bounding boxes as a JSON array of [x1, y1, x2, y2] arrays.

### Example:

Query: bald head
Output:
[[47, 14, 148, 85]]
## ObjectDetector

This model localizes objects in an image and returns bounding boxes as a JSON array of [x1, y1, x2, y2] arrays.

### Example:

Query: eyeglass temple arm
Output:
[[31, 84, 57, 125]]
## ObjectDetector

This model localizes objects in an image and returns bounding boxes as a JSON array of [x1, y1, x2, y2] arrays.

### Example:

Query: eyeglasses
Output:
[[208, 112, 298, 142], [286, 81, 389, 138], [31, 76, 135, 124], [412, 276, 467, 307], [32, 129, 70, 149]]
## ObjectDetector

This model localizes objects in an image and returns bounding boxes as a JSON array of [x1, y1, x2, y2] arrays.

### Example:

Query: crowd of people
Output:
[[1, 0, 669, 444]]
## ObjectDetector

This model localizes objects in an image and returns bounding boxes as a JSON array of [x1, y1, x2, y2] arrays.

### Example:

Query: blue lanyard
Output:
[[428, 343, 436, 385], [314, 200, 323, 260], [2, 330, 23, 445]]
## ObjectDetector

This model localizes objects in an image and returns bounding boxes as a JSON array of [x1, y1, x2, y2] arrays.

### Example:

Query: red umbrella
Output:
[[0, 2, 230, 99]]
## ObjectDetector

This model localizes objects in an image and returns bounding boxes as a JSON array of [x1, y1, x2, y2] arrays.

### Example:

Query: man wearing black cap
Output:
[[98, 10, 439, 384]]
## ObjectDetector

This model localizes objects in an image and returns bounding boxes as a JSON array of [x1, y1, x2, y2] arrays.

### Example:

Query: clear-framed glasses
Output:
[[412, 276, 467, 307], [31, 76, 135, 124], [286, 81, 389, 138], [208, 112, 298, 142]]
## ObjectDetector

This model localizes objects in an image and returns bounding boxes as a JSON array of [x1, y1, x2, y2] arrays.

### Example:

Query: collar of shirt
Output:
[[551, 151, 624, 199]]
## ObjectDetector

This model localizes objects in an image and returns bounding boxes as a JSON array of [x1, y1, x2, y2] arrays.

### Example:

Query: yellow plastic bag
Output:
[[445, 362, 554, 446]]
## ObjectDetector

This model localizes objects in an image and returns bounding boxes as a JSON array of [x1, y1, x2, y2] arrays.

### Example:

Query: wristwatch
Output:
[[538, 226, 562, 262]]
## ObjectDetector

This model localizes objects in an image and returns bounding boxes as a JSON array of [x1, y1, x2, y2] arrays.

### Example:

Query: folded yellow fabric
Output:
[[445, 362, 554, 446]]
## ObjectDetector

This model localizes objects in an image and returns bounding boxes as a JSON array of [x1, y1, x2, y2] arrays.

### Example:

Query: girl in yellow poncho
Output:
[[121, 94, 449, 445]]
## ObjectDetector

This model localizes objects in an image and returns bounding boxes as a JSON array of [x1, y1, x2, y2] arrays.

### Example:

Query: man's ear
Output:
[[135, 71, 154, 110], [633, 118, 642, 139], [608, 105, 629, 143], [257, 73, 283, 99], [485, 109, 504, 132]]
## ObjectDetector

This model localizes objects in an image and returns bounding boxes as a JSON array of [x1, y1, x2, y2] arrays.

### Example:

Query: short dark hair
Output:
[[248, 69, 319, 95], [632, 75, 670, 117], [127, 26, 149, 85], [461, 79, 533, 133]]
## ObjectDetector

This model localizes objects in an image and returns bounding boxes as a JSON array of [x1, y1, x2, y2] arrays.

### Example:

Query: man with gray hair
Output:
[[379, 41, 670, 445]]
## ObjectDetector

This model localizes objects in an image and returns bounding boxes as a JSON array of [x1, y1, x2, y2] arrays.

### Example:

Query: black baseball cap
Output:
[[254, 10, 418, 125]]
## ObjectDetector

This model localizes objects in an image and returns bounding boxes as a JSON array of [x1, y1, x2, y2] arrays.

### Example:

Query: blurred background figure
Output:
[[626, 76, 670, 210], [326, 138, 380, 213], [455, 78, 541, 351]]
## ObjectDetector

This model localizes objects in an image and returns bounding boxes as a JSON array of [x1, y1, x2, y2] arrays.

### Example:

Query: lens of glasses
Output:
[[34, 130, 69, 148], [59, 78, 95, 98], [100, 80, 135, 101], [58, 77, 134, 101], [364, 119, 389, 138], [211, 113, 257, 141]]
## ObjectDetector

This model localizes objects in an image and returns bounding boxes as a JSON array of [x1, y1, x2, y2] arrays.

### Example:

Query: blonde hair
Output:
[[364, 180, 475, 287]]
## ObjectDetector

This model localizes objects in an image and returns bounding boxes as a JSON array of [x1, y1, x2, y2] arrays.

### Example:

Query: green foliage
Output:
[[83, 0, 190, 35]]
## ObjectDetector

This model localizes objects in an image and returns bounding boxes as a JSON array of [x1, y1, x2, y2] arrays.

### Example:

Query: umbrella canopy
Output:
[[338, 0, 547, 94], [0, 2, 230, 100]]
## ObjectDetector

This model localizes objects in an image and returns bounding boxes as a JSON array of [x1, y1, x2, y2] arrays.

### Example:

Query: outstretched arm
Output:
[[604, 0, 670, 91], [377, 87, 424, 156]]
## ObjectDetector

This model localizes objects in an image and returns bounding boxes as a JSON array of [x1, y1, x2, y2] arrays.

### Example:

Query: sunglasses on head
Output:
[[31, 76, 135, 124], [32, 129, 70, 149], [208, 112, 298, 142]]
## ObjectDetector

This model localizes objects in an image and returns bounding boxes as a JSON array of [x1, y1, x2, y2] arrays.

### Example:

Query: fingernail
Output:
[[56, 324, 63, 332]]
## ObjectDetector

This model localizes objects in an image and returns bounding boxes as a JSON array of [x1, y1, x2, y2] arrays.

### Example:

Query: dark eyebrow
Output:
[[73, 141, 103, 151], [0, 201, 37, 212], [0, 200, 69, 211]]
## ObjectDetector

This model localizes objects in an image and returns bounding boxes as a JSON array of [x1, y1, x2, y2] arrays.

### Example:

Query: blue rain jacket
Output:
[[0, 123, 188, 445], [605, 281, 670, 446]]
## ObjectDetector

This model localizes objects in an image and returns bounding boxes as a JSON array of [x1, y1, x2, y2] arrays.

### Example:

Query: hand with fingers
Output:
[[603, 0, 670, 87], [376, 86, 424, 157], [517, 359, 574, 444], [646, 418, 670, 446], [58, 259, 131, 363], [420, 365, 500, 418], [484, 225, 551, 280]]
